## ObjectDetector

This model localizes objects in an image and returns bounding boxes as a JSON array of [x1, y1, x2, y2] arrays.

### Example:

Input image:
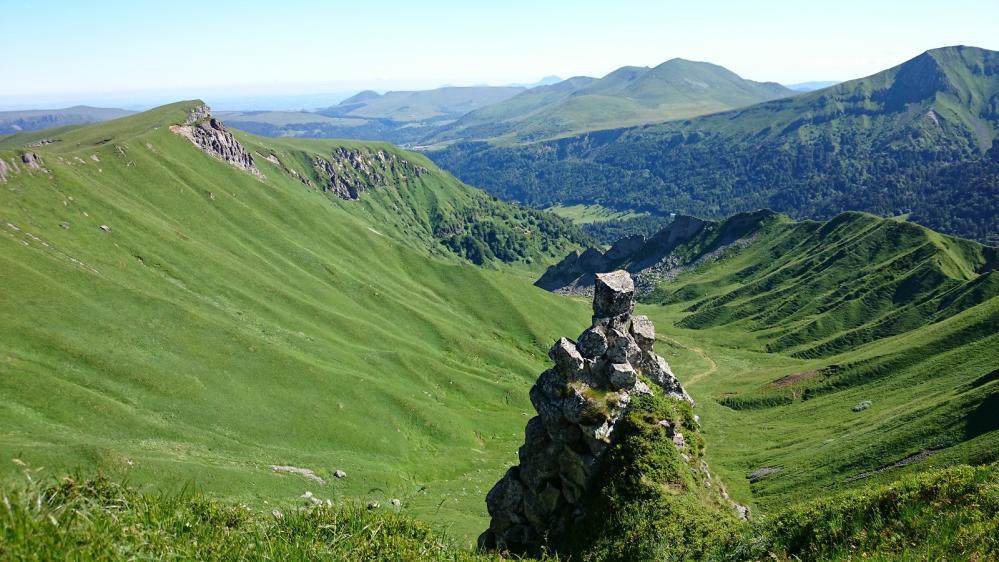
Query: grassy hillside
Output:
[[321, 86, 525, 122], [2, 100, 996, 559], [614, 212, 999, 513], [0, 101, 594, 540], [432, 45, 999, 243], [0, 106, 135, 134], [533, 207, 996, 518], [429, 59, 795, 144]]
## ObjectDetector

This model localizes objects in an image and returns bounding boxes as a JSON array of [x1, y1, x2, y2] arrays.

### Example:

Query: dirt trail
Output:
[[658, 335, 717, 386]]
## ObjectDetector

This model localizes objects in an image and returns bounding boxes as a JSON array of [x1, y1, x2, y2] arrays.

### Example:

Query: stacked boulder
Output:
[[479, 270, 692, 553]]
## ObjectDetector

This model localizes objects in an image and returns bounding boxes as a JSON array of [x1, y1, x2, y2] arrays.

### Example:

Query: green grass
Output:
[[722, 463, 999, 560], [545, 204, 648, 225], [1, 101, 997, 559], [0, 101, 592, 542], [632, 211, 998, 513], [428, 59, 794, 145], [0, 468, 504, 561]]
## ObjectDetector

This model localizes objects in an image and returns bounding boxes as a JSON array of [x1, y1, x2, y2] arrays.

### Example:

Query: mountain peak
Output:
[[339, 90, 382, 105]]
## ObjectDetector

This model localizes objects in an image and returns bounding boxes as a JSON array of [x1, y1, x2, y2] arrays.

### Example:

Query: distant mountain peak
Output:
[[340, 90, 382, 105]]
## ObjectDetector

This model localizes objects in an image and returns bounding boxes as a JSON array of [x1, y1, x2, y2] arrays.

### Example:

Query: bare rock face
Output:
[[479, 270, 692, 555], [171, 104, 262, 178], [21, 152, 43, 170], [312, 147, 428, 200], [0, 158, 8, 182]]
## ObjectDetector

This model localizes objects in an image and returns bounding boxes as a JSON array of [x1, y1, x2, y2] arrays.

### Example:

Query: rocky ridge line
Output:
[[170, 104, 263, 178], [536, 210, 776, 297], [479, 270, 692, 554], [312, 147, 429, 200]]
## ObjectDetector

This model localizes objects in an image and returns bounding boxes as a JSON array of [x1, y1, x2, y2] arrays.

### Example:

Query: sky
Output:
[[3, 0, 998, 110]]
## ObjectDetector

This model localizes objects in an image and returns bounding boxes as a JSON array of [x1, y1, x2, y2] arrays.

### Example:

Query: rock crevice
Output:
[[479, 270, 691, 553]]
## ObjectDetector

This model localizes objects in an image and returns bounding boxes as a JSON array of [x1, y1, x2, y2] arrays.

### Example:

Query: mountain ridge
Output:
[[430, 45, 999, 243]]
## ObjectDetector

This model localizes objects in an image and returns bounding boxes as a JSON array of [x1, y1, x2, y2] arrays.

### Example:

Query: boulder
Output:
[[629, 315, 656, 351], [549, 337, 584, 377], [593, 270, 634, 318], [608, 363, 637, 389], [576, 326, 608, 358]]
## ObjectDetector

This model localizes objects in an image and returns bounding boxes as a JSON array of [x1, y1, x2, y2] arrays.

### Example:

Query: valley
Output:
[[3, 8, 998, 557], [431, 46, 999, 244]]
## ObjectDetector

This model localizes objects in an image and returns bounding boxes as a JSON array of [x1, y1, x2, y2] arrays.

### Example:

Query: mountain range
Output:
[[0, 106, 134, 134], [217, 59, 798, 145], [431, 46, 999, 243], [426, 59, 795, 143]]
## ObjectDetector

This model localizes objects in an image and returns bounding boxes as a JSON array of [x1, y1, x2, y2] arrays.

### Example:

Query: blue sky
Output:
[[3, 0, 998, 109]]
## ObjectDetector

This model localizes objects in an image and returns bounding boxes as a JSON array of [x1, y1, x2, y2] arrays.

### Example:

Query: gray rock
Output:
[[608, 363, 637, 389], [479, 268, 696, 555], [485, 468, 525, 517], [576, 326, 608, 358], [523, 484, 563, 529], [333, 469, 347, 478], [629, 315, 656, 351], [593, 270, 634, 318], [20, 152, 43, 171], [366, 501, 380, 510], [171, 106, 263, 178], [606, 329, 641, 364], [736, 504, 750, 520], [99, 224, 111, 232], [549, 337, 584, 377], [672, 432, 687, 450], [561, 386, 606, 426]]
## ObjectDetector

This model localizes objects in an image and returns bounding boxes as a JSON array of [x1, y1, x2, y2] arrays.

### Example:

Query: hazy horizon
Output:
[[3, 0, 998, 111]]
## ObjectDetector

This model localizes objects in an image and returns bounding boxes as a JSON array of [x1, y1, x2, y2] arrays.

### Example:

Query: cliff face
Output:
[[312, 147, 428, 200], [536, 210, 777, 296], [479, 271, 703, 555], [170, 105, 262, 178]]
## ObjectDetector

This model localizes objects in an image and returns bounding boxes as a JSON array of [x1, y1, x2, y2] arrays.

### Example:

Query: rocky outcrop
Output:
[[479, 271, 692, 554], [0, 158, 8, 182], [536, 210, 775, 296], [171, 104, 262, 178], [21, 152, 44, 171], [312, 147, 429, 200]]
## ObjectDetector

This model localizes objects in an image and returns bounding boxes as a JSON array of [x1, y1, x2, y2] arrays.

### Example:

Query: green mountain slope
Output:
[[0, 106, 135, 134], [321, 86, 525, 122], [431, 46, 999, 243], [537, 209, 998, 515], [0, 101, 594, 539], [430, 59, 795, 144]]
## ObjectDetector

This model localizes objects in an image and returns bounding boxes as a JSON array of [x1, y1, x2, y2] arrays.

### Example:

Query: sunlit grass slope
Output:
[[637, 211, 998, 513], [0, 101, 592, 540]]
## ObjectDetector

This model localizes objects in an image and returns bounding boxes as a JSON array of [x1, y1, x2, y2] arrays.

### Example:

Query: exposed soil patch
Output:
[[768, 370, 819, 388], [845, 449, 941, 482], [747, 466, 783, 481]]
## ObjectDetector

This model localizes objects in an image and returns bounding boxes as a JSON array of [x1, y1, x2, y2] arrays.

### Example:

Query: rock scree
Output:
[[478, 270, 693, 554]]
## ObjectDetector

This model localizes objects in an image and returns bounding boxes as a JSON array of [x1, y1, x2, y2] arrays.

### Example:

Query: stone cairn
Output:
[[479, 270, 692, 553]]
